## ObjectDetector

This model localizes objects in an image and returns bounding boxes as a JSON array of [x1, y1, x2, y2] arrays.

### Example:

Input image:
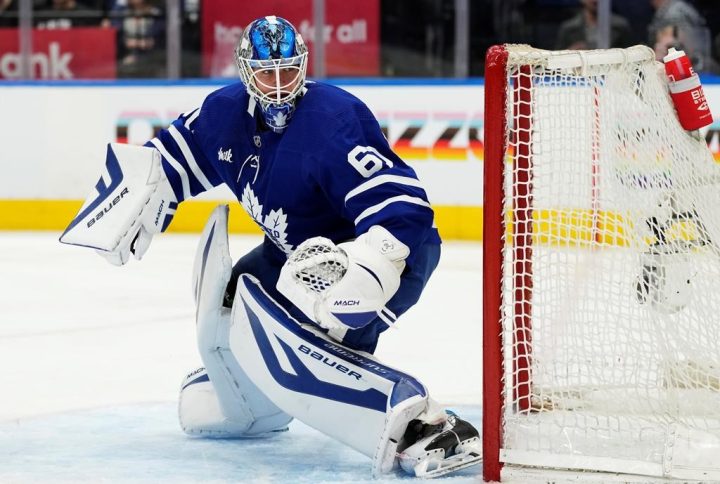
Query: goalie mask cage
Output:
[[483, 44, 720, 482]]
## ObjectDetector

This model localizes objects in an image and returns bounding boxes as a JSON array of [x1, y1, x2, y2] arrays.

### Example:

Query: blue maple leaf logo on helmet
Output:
[[250, 18, 296, 60]]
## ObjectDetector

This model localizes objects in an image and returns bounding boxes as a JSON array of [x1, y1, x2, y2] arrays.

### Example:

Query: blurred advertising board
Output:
[[0, 28, 116, 80], [0, 83, 482, 205], [201, 0, 379, 77]]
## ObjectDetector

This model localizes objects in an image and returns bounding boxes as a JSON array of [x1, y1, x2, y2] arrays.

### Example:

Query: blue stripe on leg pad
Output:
[[181, 373, 210, 391], [238, 275, 427, 408]]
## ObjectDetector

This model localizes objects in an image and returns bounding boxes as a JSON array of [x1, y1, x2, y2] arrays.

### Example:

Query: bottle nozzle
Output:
[[663, 47, 686, 63]]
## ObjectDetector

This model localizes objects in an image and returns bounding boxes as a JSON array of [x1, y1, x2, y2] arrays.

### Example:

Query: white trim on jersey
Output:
[[150, 137, 192, 201], [169, 125, 214, 191], [344, 175, 426, 205], [184, 108, 200, 129], [381, 306, 397, 322], [247, 97, 257, 116], [353, 195, 432, 226], [376, 306, 398, 328]]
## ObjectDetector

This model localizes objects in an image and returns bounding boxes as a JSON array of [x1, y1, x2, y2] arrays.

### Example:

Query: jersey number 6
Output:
[[347, 145, 394, 178]]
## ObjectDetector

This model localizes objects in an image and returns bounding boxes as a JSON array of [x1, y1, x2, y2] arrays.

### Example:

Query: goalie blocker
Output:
[[180, 206, 482, 478], [59, 143, 178, 265]]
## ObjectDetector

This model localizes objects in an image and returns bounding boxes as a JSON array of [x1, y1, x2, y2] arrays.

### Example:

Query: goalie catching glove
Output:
[[276, 225, 410, 333], [59, 143, 178, 265]]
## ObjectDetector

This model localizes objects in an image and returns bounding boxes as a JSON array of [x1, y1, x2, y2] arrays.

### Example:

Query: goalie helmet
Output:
[[635, 252, 693, 314], [235, 16, 308, 133]]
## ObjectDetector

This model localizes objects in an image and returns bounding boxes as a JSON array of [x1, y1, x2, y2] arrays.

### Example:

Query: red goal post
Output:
[[482, 44, 720, 482]]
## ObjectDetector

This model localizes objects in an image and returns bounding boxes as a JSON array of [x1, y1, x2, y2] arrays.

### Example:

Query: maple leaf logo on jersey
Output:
[[273, 111, 287, 128], [240, 183, 293, 254]]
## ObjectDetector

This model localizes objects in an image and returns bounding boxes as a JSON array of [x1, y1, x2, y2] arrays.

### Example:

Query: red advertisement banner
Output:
[[201, 0, 379, 77], [0, 28, 116, 80]]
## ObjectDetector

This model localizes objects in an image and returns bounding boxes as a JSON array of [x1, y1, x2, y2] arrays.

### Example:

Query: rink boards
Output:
[[2, 78, 720, 240]]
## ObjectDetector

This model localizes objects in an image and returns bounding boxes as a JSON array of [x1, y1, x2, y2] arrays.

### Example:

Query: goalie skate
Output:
[[398, 413, 482, 478]]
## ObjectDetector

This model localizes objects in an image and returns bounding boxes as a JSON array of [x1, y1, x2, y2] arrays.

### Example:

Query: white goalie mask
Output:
[[235, 16, 308, 133]]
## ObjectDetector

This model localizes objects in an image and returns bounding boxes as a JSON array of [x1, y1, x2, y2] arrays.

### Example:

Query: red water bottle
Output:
[[663, 47, 713, 131]]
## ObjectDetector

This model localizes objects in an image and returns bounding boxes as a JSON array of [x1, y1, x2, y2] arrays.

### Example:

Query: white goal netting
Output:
[[497, 45, 720, 480]]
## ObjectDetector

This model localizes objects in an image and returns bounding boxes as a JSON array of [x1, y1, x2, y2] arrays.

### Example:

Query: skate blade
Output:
[[413, 452, 482, 479]]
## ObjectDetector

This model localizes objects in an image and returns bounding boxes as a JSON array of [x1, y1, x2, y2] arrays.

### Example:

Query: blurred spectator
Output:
[[648, 0, 712, 70], [613, 1, 655, 46], [0, 0, 15, 27], [180, 0, 201, 77], [0, 0, 50, 27], [35, 0, 102, 29], [555, 0, 632, 50], [104, 0, 165, 78]]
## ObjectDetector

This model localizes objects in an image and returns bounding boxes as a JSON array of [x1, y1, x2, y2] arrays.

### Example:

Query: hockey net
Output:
[[483, 44, 720, 482]]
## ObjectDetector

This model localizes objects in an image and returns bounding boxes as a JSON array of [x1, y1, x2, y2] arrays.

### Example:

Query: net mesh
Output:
[[499, 45, 720, 476], [288, 238, 348, 294]]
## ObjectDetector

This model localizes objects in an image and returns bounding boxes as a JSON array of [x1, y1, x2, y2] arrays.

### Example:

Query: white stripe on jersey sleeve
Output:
[[169, 125, 214, 191], [344, 174, 425, 204], [353, 195, 431, 226], [184, 108, 200, 129], [150, 137, 191, 201], [381, 306, 397, 322]]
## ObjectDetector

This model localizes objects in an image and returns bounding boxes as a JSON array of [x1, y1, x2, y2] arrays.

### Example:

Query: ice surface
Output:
[[0, 231, 482, 483], [0, 403, 481, 483]]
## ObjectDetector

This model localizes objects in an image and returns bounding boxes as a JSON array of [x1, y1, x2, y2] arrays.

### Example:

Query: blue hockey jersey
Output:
[[150, 81, 441, 267]]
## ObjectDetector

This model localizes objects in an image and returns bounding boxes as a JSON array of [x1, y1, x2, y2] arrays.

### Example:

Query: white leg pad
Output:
[[178, 367, 290, 437], [229, 273, 435, 477], [181, 205, 292, 437]]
